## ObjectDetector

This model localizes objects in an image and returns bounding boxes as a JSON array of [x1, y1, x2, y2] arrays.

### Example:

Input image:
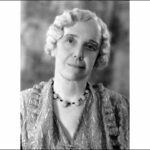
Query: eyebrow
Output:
[[87, 40, 99, 47], [64, 34, 78, 38]]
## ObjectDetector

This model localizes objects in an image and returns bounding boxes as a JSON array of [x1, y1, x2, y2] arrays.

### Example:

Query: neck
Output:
[[53, 74, 88, 103]]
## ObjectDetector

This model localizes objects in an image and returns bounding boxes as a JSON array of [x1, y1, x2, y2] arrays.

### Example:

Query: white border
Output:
[[130, 1, 150, 149], [0, 1, 20, 149]]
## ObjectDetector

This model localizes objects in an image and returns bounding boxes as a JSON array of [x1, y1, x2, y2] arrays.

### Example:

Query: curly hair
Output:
[[44, 8, 111, 69]]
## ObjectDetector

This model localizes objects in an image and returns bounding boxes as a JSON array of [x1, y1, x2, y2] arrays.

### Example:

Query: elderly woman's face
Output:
[[54, 20, 101, 81]]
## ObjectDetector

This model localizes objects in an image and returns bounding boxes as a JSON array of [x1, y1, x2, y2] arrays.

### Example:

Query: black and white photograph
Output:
[[1, 1, 150, 149], [20, 1, 129, 149]]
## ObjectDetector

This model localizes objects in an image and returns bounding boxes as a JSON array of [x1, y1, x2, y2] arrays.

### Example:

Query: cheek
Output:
[[55, 46, 72, 63], [87, 53, 98, 67]]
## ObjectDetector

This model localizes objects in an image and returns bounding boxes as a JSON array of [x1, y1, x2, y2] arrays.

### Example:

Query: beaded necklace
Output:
[[51, 80, 90, 107]]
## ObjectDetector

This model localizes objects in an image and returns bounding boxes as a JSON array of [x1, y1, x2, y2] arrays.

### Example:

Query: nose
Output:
[[73, 45, 84, 60]]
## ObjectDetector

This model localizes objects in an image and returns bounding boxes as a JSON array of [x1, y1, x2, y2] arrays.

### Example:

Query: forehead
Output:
[[63, 20, 101, 43]]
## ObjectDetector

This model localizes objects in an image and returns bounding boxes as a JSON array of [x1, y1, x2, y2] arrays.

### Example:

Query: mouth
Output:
[[68, 63, 85, 69]]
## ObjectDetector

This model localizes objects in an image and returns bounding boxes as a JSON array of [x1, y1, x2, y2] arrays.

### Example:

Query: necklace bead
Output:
[[53, 93, 58, 99], [75, 100, 80, 106], [63, 101, 70, 107]]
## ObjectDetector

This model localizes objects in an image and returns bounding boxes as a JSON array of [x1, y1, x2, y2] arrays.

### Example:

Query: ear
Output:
[[51, 49, 56, 57], [51, 45, 58, 57]]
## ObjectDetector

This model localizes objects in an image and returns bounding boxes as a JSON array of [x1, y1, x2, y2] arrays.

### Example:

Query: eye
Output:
[[66, 37, 74, 44], [64, 36, 76, 48], [85, 44, 97, 51], [87, 44, 93, 49]]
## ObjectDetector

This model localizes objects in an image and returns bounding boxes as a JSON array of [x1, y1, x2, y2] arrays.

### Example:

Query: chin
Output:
[[61, 72, 88, 81]]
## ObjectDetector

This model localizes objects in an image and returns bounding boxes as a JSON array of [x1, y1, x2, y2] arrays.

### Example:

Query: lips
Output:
[[68, 63, 85, 69]]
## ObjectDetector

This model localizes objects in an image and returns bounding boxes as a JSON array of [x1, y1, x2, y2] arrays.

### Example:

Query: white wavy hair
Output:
[[45, 8, 111, 69]]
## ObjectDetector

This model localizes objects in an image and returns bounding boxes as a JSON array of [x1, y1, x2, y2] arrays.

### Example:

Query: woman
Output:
[[21, 8, 129, 149]]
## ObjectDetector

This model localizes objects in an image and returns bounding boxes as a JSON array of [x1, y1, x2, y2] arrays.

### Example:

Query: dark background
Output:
[[21, 1, 129, 98]]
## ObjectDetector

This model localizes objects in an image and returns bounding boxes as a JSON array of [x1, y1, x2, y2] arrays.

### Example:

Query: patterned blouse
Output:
[[20, 78, 129, 149]]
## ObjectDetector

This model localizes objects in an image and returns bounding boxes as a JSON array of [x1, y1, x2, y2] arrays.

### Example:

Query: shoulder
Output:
[[20, 80, 49, 148], [103, 87, 129, 149], [106, 87, 129, 111], [20, 81, 46, 112], [92, 83, 129, 149], [21, 81, 46, 101], [20, 80, 49, 125], [92, 83, 129, 111]]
